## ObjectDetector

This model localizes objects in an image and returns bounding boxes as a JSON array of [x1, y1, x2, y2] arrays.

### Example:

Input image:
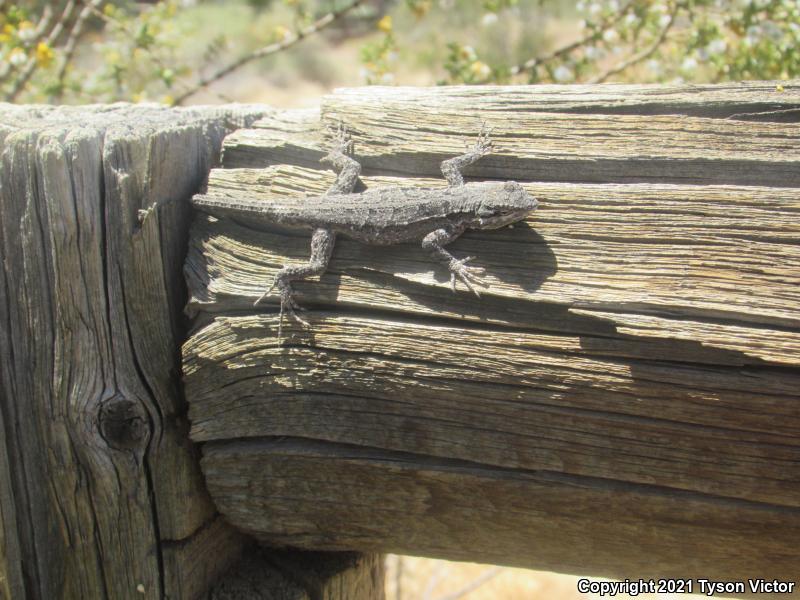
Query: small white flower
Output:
[[706, 38, 727, 55], [602, 28, 620, 43], [380, 72, 395, 85], [658, 14, 672, 28], [9, 50, 27, 67], [681, 56, 698, 72], [608, 0, 620, 11], [624, 13, 638, 26], [589, 3, 602, 17], [553, 65, 574, 82], [576, 0, 586, 11], [18, 28, 36, 43], [645, 59, 661, 74], [585, 45, 600, 59], [481, 12, 499, 26]]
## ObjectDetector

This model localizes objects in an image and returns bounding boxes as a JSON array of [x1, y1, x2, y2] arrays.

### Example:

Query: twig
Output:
[[509, 0, 634, 77], [588, 2, 680, 83], [421, 563, 450, 600], [55, 0, 106, 94], [173, 0, 367, 105], [434, 567, 503, 600], [5, 0, 79, 101], [0, 2, 55, 81]]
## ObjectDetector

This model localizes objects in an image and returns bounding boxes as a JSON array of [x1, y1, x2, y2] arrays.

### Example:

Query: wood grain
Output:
[[184, 313, 800, 507], [0, 104, 267, 600], [224, 85, 800, 187], [187, 166, 800, 365], [184, 85, 800, 583], [203, 438, 800, 582]]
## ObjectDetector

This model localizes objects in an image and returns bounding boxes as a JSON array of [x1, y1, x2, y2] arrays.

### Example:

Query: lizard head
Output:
[[475, 181, 538, 229]]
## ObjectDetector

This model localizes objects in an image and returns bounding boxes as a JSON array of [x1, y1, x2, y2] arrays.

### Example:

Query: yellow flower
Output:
[[273, 25, 292, 42], [35, 42, 54, 67], [469, 60, 491, 79], [0, 33, 10, 44], [3, 24, 15, 35], [162, 95, 175, 106], [410, 1, 431, 18], [18, 21, 33, 31], [377, 15, 392, 33], [103, 4, 116, 16]]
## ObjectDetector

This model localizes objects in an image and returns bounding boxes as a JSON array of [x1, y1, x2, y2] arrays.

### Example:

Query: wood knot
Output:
[[98, 395, 149, 451]]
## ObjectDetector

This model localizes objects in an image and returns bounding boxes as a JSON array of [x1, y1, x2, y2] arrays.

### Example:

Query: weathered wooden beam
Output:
[[202, 438, 799, 581], [187, 167, 800, 364], [184, 85, 800, 584], [223, 84, 800, 188], [0, 104, 268, 599]]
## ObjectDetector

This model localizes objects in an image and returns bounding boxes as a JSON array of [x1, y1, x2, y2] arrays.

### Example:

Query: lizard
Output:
[[191, 124, 538, 337]]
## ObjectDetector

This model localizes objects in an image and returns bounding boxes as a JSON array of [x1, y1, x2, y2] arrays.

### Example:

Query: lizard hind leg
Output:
[[253, 227, 336, 337]]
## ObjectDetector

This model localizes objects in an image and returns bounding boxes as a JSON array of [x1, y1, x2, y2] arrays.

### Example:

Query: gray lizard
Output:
[[192, 125, 538, 336]]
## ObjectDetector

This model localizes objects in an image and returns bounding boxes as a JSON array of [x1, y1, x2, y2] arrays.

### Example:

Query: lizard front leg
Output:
[[422, 226, 486, 296], [255, 227, 335, 338], [321, 122, 361, 195], [440, 125, 493, 187]]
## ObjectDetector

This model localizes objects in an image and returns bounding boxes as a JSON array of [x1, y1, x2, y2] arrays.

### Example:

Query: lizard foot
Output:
[[276, 287, 309, 339], [448, 256, 486, 296], [469, 123, 494, 157], [321, 121, 353, 164], [253, 279, 309, 338]]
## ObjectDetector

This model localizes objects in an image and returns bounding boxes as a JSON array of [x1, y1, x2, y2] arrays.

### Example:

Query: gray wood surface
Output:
[[0, 103, 268, 600], [183, 84, 800, 584]]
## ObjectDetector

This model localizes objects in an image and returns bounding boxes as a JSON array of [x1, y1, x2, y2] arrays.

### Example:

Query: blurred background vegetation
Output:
[[1, 0, 798, 106]]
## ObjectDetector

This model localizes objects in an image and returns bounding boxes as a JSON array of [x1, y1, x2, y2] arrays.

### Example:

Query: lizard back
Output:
[[192, 182, 504, 244]]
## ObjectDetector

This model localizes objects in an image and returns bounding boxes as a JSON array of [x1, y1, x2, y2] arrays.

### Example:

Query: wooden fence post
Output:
[[0, 104, 266, 599]]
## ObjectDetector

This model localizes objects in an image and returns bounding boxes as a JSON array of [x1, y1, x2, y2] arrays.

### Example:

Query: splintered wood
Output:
[[182, 84, 800, 584], [0, 103, 268, 600]]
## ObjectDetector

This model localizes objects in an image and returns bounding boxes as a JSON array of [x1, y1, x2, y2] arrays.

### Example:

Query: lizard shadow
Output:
[[339, 219, 558, 323]]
